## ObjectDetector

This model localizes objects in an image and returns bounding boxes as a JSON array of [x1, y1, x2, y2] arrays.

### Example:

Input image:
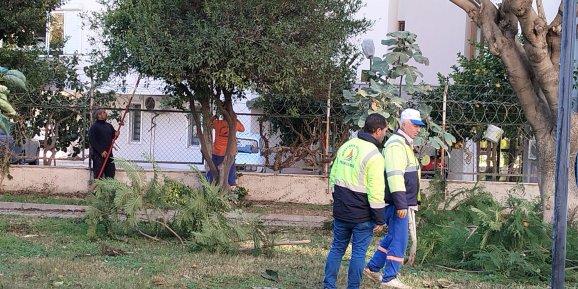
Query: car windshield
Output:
[[237, 138, 258, 153]]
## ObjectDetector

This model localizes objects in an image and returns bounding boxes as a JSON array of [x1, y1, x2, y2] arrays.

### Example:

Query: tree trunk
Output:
[[536, 134, 557, 220], [535, 113, 578, 221], [450, 0, 578, 220]]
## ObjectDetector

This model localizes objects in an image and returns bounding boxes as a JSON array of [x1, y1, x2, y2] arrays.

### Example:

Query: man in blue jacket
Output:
[[323, 113, 388, 289]]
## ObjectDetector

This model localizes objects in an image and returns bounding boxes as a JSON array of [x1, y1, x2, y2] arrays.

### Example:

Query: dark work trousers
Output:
[[92, 155, 116, 179]]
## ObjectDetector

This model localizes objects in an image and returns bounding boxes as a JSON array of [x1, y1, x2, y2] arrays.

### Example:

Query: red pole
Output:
[[96, 75, 142, 179]]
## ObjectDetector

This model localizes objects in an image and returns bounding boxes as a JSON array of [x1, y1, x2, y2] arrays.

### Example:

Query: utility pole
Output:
[[551, 0, 576, 287]]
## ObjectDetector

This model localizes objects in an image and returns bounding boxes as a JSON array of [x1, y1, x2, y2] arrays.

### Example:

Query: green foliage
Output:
[[87, 159, 267, 254], [416, 183, 577, 282], [0, 66, 23, 134], [0, 44, 96, 163], [342, 31, 455, 150], [0, 0, 63, 46], [424, 43, 525, 142], [92, 0, 370, 187]]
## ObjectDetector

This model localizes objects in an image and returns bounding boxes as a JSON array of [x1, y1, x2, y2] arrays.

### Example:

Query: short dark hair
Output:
[[362, 113, 388, 133], [93, 108, 105, 119]]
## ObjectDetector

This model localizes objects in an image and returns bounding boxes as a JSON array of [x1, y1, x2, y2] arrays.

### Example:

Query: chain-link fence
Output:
[[6, 99, 345, 176], [6, 84, 539, 183], [421, 83, 538, 183]]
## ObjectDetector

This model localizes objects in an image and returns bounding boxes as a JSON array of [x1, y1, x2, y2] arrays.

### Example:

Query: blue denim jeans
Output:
[[366, 205, 409, 282], [205, 154, 236, 186], [323, 218, 375, 289]]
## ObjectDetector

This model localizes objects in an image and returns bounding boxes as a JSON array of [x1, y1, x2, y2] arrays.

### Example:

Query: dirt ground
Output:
[[243, 200, 332, 217]]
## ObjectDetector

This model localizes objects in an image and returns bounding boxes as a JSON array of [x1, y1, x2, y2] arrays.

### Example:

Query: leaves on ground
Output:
[[260, 269, 279, 282]]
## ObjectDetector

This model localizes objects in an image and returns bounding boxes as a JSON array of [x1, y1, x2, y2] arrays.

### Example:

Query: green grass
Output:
[[0, 193, 87, 206], [0, 215, 566, 289]]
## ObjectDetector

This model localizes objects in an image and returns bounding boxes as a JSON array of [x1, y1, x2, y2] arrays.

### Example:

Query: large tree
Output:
[[93, 0, 369, 188], [0, 0, 90, 165], [0, 0, 63, 46], [450, 0, 578, 218], [0, 48, 88, 165]]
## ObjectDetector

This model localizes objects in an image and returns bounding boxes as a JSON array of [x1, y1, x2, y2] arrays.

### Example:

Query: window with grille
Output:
[[49, 13, 64, 55], [398, 21, 405, 31], [129, 104, 142, 142], [188, 115, 200, 146]]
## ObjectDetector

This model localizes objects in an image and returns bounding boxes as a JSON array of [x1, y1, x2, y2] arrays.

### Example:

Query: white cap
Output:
[[400, 108, 425, 126]]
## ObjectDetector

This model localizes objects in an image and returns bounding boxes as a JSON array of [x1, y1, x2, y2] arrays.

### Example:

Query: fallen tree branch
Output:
[[434, 264, 483, 273], [264, 240, 311, 247], [137, 229, 162, 242], [153, 220, 185, 246]]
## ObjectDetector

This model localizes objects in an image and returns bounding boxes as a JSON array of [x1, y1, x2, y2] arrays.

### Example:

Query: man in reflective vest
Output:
[[323, 113, 388, 289], [364, 108, 425, 289]]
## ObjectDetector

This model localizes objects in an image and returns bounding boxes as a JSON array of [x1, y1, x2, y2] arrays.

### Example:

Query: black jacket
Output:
[[88, 120, 115, 159]]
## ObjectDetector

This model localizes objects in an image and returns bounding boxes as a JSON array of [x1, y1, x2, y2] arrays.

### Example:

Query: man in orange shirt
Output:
[[206, 115, 245, 188]]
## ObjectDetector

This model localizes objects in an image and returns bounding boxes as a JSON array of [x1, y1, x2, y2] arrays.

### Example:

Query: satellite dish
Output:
[[144, 97, 155, 110]]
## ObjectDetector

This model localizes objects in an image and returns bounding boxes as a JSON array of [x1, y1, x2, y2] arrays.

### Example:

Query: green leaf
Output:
[[391, 97, 407, 107], [357, 117, 366, 128], [381, 39, 397, 46], [413, 54, 430, 65], [5, 70, 26, 83], [261, 269, 279, 282], [418, 104, 433, 115], [405, 72, 417, 86], [2, 75, 27, 91], [343, 89, 356, 100], [371, 57, 389, 73], [444, 132, 457, 145], [0, 114, 11, 135], [413, 136, 425, 146], [0, 100, 17, 115], [385, 52, 410, 65], [0, 85, 8, 95]]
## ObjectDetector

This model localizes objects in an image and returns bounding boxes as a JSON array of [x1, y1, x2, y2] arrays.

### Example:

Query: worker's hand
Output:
[[396, 209, 407, 219], [101, 151, 107, 158], [115, 131, 120, 138], [373, 224, 383, 233]]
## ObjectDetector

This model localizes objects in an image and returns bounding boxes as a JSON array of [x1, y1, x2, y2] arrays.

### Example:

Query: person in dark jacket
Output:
[[88, 108, 117, 179], [323, 113, 388, 289]]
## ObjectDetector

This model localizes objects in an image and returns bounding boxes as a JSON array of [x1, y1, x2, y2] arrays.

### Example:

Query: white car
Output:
[[235, 132, 265, 173]]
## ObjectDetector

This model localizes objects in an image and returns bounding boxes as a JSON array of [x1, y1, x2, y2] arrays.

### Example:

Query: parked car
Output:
[[235, 132, 265, 173], [0, 130, 40, 165], [20, 138, 40, 165]]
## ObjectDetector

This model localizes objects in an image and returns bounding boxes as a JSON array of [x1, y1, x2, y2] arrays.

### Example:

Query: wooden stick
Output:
[[153, 220, 185, 246], [434, 264, 483, 273], [264, 240, 311, 247]]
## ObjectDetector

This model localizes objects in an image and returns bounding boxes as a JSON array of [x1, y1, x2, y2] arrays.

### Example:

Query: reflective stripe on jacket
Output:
[[383, 133, 421, 209], [330, 132, 386, 224]]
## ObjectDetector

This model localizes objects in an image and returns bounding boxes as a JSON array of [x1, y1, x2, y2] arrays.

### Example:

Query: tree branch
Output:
[[536, 0, 546, 20], [547, 3, 563, 67], [450, 0, 481, 23], [504, 0, 558, 118], [152, 220, 185, 246], [472, 0, 551, 134]]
